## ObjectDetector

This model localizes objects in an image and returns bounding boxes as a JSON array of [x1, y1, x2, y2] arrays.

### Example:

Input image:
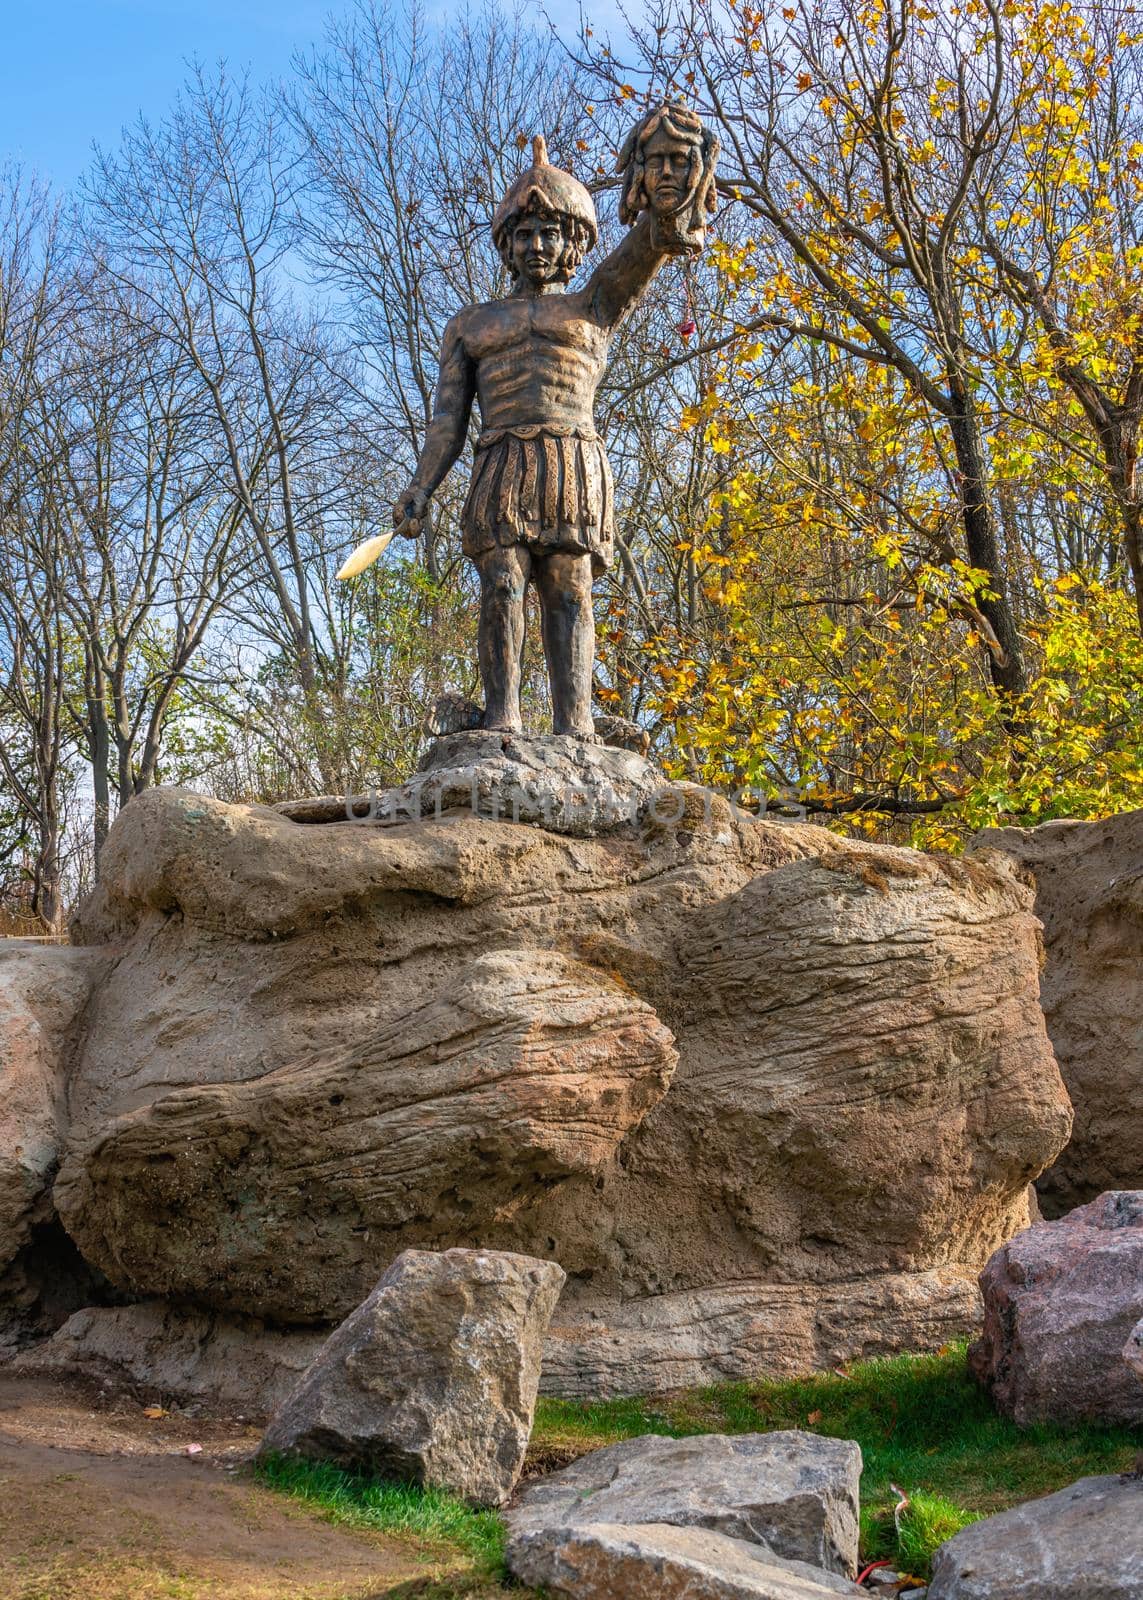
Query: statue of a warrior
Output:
[[345, 104, 718, 737]]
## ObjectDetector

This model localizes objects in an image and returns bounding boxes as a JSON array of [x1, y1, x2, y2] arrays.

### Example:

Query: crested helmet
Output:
[[492, 135, 598, 254]]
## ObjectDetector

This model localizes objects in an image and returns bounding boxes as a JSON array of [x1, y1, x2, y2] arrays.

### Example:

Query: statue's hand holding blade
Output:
[[335, 487, 427, 580]]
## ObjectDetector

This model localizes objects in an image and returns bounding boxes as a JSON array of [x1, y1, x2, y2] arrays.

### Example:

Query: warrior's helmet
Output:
[[492, 136, 598, 282]]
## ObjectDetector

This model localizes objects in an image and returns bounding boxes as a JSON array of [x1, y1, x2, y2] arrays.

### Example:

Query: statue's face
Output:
[[641, 124, 697, 211], [511, 212, 566, 287]]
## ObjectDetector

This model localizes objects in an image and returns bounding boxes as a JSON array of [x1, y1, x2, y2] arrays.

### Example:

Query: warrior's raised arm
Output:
[[580, 211, 670, 330]]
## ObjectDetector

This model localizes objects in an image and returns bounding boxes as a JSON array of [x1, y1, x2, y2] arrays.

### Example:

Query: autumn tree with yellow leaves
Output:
[[583, 0, 1143, 841]]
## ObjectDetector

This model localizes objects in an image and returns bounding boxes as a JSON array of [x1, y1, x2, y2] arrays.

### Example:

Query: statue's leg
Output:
[[477, 543, 531, 732], [535, 550, 595, 737]]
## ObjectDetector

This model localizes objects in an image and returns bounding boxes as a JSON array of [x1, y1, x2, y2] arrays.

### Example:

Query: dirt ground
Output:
[[0, 1370, 485, 1600]]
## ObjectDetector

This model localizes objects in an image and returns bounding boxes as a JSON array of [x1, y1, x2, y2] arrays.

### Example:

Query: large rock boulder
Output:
[[258, 1248, 564, 1506], [19, 753, 1071, 1398], [506, 1522, 863, 1599], [927, 1474, 1143, 1598], [969, 1191, 1143, 1424], [507, 1431, 862, 1577], [676, 845, 1068, 1282], [56, 950, 674, 1320], [0, 945, 105, 1272], [974, 810, 1143, 1214]]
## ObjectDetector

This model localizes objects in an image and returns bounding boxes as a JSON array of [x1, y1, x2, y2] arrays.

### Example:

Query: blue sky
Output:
[[0, 2, 330, 186], [0, 0, 613, 191]]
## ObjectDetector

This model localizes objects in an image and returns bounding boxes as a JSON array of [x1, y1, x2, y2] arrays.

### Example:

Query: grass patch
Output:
[[255, 1452, 508, 1590], [255, 1350, 1141, 1584], [894, 1490, 980, 1573], [532, 1343, 1143, 1576]]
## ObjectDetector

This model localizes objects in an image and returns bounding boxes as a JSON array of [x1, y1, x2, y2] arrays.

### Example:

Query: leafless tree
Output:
[[36, 266, 253, 857], [0, 171, 76, 923], [83, 65, 379, 790]]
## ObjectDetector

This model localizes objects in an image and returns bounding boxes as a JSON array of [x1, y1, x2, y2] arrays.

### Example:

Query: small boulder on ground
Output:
[[258, 1247, 564, 1507], [927, 1474, 1143, 1598], [506, 1521, 863, 1599], [506, 1430, 862, 1578], [969, 1190, 1143, 1424]]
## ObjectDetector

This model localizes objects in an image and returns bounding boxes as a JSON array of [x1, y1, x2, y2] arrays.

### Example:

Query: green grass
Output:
[[893, 1489, 980, 1574], [532, 1343, 1143, 1576], [255, 1452, 509, 1594], [258, 1346, 1143, 1584]]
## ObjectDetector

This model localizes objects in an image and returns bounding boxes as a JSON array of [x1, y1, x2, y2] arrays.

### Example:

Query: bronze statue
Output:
[[340, 104, 718, 737]]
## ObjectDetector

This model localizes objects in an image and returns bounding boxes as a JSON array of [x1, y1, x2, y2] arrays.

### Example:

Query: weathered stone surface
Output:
[[0, 945, 105, 1273], [506, 1522, 863, 1600], [258, 1248, 564, 1506], [541, 1270, 982, 1398], [927, 1475, 1143, 1599], [1126, 1317, 1143, 1386], [969, 1191, 1143, 1425], [13, 1302, 324, 1417], [974, 810, 1143, 1215], [673, 844, 1070, 1286], [593, 714, 651, 755], [56, 950, 674, 1321], [43, 780, 1070, 1394], [507, 1431, 862, 1577], [275, 731, 668, 836], [425, 691, 484, 738]]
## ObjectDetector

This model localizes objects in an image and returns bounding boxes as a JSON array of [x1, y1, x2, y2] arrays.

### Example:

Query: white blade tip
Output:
[[336, 529, 396, 580]]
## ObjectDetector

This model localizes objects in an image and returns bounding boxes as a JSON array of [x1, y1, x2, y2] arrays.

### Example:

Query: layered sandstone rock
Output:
[[0, 945, 106, 1272], [4, 747, 1073, 1398], [542, 1269, 983, 1397], [974, 809, 1143, 1214], [14, 1301, 325, 1415], [57, 950, 674, 1321]]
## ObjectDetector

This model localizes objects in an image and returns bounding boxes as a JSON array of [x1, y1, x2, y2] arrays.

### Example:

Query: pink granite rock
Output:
[[969, 1191, 1143, 1424]]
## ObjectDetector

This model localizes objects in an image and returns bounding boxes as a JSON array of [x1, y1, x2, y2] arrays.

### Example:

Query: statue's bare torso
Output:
[[456, 291, 610, 433]]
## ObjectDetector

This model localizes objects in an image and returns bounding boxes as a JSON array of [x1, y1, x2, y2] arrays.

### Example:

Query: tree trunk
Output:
[[33, 820, 62, 931], [1099, 423, 1143, 635], [946, 388, 1027, 696], [88, 697, 112, 870], [1121, 498, 1143, 634]]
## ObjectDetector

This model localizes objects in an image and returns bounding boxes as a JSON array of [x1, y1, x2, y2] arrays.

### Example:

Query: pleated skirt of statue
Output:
[[460, 425, 615, 577]]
